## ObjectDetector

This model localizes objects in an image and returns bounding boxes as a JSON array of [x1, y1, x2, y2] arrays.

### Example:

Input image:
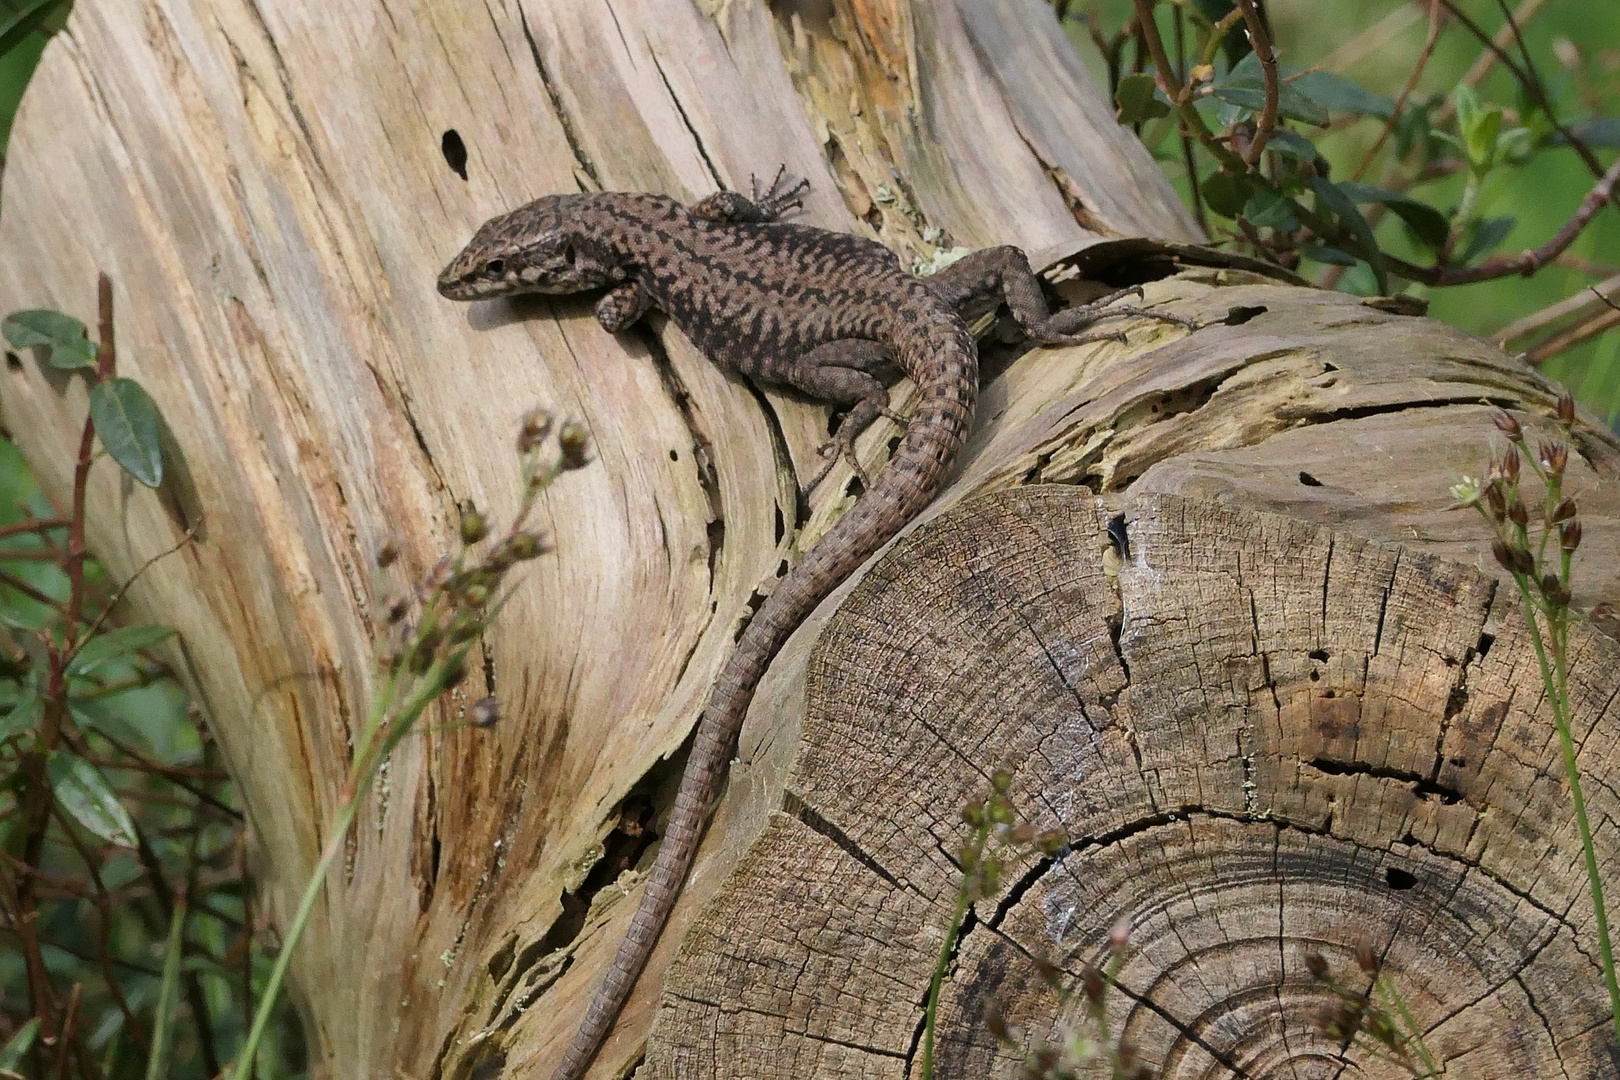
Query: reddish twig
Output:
[[1234, 0, 1277, 167], [1350, 0, 1442, 183], [0, 517, 70, 540]]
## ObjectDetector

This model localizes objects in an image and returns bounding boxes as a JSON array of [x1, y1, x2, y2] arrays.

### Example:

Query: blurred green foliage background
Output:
[[1068, 0, 1620, 423]]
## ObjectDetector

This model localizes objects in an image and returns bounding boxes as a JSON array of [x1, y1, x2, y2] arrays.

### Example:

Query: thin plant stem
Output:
[[919, 817, 988, 1080], [1512, 575, 1620, 1042]]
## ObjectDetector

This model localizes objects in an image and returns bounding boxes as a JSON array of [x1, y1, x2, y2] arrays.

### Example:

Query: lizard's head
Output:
[[438, 195, 620, 301]]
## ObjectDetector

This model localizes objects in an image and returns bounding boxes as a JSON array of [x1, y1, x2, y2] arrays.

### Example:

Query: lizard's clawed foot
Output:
[[750, 166, 810, 221], [806, 432, 870, 494], [1030, 284, 1201, 344]]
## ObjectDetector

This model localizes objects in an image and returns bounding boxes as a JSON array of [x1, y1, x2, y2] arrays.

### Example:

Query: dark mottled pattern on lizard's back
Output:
[[439, 180, 1193, 1080]]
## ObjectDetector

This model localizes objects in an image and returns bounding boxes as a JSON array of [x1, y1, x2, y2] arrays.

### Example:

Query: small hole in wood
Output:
[[1308, 649, 1329, 662], [1309, 670, 1320, 682], [1385, 867, 1417, 891], [1223, 305, 1267, 326], [1298, 471, 1323, 487], [669, 448, 678, 461], [441, 130, 469, 180], [4, 351, 19, 371], [845, 473, 865, 498]]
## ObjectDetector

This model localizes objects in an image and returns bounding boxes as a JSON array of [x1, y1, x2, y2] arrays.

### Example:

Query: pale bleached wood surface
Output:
[[0, 2, 1202, 1077]]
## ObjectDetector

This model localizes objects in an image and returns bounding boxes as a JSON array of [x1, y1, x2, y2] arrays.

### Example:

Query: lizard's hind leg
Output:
[[766, 339, 902, 493], [925, 245, 1198, 344]]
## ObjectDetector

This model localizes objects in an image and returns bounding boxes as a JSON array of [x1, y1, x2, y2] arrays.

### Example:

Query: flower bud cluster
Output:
[[1453, 397, 1582, 617], [371, 407, 590, 734]]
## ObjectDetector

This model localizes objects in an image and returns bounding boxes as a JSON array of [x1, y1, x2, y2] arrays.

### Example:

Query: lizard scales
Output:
[[439, 177, 1186, 1079]]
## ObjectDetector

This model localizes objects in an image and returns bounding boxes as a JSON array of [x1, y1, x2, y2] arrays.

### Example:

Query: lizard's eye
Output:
[[563, 244, 577, 267], [484, 258, 506, 276]]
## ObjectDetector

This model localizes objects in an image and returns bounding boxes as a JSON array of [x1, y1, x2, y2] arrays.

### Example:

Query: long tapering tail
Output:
[[551, 316, 977, 1080]]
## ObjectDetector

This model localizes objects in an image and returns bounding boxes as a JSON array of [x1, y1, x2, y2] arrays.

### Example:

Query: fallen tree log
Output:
[[0, 1, 1616, 1078]]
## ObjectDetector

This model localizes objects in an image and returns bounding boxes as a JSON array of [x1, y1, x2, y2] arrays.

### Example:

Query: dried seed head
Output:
[[1493, 410, 1523, 440], [1035, 829, 1067, 856], [443, 656, 469, 688], [559, 421, 591, 470], [470, 696, 500, 728], [1109, 916, 1132, 954], [377, 540, 400, 569], [508, 531, 548, 561], [460, 507, 490, 545], [1550, 497, 1578, 523], [1081, 964, 1105, 1005], [1493, 540, 1534, 575], [1562, 519, 1582, 553], [1506, 497, 1528, 526], [425, 555, 454, 592], [1033, 957, 1064, 990], [1355, 942, 1379, 975], [1541, 575, 1571, 607], [1557, 391, 1576, 427], [991, 769, 1013, 794], [518, 408, 554, 453], [464, 583, 491, 608], [1540, 440, 1568, 475], [984, 1002, 1010, 1043], [1501, 444, 1521, 481], [1484, 482, 1507, 522], [1304, 951, 1329, 980]]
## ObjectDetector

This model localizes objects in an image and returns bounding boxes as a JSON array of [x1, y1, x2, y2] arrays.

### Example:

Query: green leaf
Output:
[[1202, 170, 1255, 218], [67, 624, 176, 677], [1209, 80, 1330, 127], [1292, 71, 1395, 118], [69, 698, 152, 753], [1114, 73, 1171, 124], [1454, 84, 1502, 171], [47, 750, 137, 847], [1335, 182, 1451, 251], [2, 309, 95, 369], [1242, 188, 1300, 230], [1212, 52, 1330, 127], [1262, 128, 1319, 162], [0, 0, 64, 58], [1394, 103, 1433, 159], [0, 1017, 40, 1072], [1462, 216, 1516, 265], [0, 683, 42, 744], [89, 377, 164, 487], [1311, 177, 1388, 293], [1299, 244, 1359, 266], [145, 896, 187, 1080]]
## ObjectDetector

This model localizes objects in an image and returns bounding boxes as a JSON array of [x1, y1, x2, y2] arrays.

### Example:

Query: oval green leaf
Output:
[[0, 1016, 41, 1071], [67, 624, 176, 677], [47, 750, 138, 847], [2, 309, 96, 369], [90, 377, 164, 488], [0, 684, 42, 745], [1115, 73, 1171, 125]]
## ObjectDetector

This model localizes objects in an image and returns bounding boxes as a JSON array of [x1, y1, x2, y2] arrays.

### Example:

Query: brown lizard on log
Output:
[[438, 173, 1194, 1080]]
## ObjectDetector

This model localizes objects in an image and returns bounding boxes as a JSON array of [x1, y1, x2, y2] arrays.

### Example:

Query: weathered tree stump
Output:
[[657, 486, 1620, 1078], [2, 1, 1618, 1077]]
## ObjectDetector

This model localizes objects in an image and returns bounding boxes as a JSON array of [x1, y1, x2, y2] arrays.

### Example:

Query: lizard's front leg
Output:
[[926, 245, 1198, 344], [762, 339, 901, 492], [594, 281, 653, 333]]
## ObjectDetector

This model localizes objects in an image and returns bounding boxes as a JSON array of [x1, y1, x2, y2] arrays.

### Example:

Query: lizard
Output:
[[437, 172, 1195, 1080]]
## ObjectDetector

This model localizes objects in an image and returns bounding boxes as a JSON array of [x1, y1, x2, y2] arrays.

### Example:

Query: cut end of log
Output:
[[651, 488, 1620, 1078]]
